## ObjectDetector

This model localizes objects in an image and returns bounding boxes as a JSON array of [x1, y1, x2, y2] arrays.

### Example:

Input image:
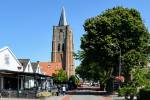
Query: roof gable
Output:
[[31, 62, 38, 73], [18, 59, 33, 73], [0, 47, 23, 71], [18, 59, 30, 71], [36, 64, 43, 74]]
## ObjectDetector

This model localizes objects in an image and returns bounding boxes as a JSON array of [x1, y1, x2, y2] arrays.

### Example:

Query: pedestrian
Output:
[[62, 85, 66, 95], [56, 86, 59, 96], [58, 85, 61, 94]]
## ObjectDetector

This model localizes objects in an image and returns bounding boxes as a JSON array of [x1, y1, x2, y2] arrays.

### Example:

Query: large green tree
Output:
[[77, 7, 150, 86]]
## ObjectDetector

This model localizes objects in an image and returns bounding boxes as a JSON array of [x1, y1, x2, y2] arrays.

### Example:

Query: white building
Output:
[[18, 59, 35, 89], [0, 47, 23, 90], [0, 46, 51, 98]]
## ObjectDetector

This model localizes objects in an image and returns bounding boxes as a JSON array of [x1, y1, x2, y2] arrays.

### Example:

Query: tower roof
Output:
[[58, 7, 68, 26]]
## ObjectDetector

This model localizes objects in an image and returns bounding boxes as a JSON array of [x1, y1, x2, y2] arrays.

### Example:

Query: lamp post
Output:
[[17, 66, 22, 97], [118, 46, 121, 77], [111, 44, 122, 77]]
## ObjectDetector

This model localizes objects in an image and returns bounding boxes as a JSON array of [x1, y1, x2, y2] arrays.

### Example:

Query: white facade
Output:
[[22, 60, 34, 88], [0, 47, 23, 72], [36, 64, 43, 74], [24, 61, 33, 73], [0, 47, 48, 91]]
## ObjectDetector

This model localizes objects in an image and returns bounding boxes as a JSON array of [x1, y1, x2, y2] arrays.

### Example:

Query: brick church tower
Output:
[[51, 7, 74, 78]]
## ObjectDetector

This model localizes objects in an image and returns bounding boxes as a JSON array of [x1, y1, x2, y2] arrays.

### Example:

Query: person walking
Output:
[[62, 85, 66, 95]]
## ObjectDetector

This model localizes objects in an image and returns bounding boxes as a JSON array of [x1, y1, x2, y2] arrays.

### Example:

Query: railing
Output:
[[0, 89, 38, 98]]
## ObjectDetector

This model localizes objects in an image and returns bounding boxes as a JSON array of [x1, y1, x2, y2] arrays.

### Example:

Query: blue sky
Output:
[[0, 0, 150, 66]]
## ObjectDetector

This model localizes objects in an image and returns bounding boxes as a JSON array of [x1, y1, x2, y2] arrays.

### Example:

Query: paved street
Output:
[[0, 86, 124, 100], [46, 85, 123, 100], [1, 95, 124, 100], [44, 95, 111, 100], [45, 95, 123, 100]]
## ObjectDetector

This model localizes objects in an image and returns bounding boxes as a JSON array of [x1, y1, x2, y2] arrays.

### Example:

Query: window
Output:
[[4, 54, 10, 65], [55, 66, 58, 69], [62, 43, 64, 51], [60, 29, 63, 32], [58, 43, 60, 52], [48, 64, 50, 68]]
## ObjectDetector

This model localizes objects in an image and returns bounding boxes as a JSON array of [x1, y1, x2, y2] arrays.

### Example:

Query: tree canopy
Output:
[[76, 7, 150, 84], [52, 69, 68, 83]]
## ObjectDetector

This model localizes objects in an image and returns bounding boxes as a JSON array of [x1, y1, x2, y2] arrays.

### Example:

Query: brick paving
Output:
[[102, 96, 111, 100], [61, 95, 72, 100], [0, 98, 39, 100], [0, 95, 124, 100]]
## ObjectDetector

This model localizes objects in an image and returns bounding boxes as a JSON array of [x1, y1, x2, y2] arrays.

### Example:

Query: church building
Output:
[[51, 7, 75, 77]]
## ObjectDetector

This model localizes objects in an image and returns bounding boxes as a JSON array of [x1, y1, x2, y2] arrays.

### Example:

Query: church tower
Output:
[[51, 7, 74, 78]]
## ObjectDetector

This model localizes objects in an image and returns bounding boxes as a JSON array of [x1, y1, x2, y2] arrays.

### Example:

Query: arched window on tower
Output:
[[62, 43, 64, 51], [60, 29, 63, 32], [58, 43, 60, 52]]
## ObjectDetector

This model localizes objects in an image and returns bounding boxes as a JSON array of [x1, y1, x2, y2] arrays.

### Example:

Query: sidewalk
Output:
[[0, 95, 124, 100], [0, 96, 65, 100], [0, 98, 39, 100], [110, 95, 124, 100]]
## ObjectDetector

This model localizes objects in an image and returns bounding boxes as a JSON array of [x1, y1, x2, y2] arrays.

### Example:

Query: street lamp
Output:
[[111, 44, 122, 77], [17, 66, 22, 97], [111, 44, 123, 90], [118, 46, 121, 77]]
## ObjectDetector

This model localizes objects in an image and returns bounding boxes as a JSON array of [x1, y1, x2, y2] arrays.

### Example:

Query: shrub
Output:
[[118, 87, 137, 97], [36, 91, 52, 98]]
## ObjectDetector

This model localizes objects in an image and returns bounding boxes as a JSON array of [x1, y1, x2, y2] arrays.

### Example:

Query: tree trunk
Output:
[[100, 84, 105, 91]]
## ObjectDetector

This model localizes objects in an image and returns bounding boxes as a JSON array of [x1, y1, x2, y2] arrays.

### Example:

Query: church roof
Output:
[[39, 62, 62, 76], [58, 7, 68, 26]]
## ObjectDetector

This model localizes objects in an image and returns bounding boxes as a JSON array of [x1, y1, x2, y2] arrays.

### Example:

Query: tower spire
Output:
[[58, 7, 68, 26]]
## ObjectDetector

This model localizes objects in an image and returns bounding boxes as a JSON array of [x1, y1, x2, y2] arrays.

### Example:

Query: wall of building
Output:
[[0, 48, 23, 72]]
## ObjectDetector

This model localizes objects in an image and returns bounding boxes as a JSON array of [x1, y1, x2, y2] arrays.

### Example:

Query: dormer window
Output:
[[56, 66, 58, 69], [17, 66, 22, 70], [4, 54, 10, 65], [48, 64, 50, 68]]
